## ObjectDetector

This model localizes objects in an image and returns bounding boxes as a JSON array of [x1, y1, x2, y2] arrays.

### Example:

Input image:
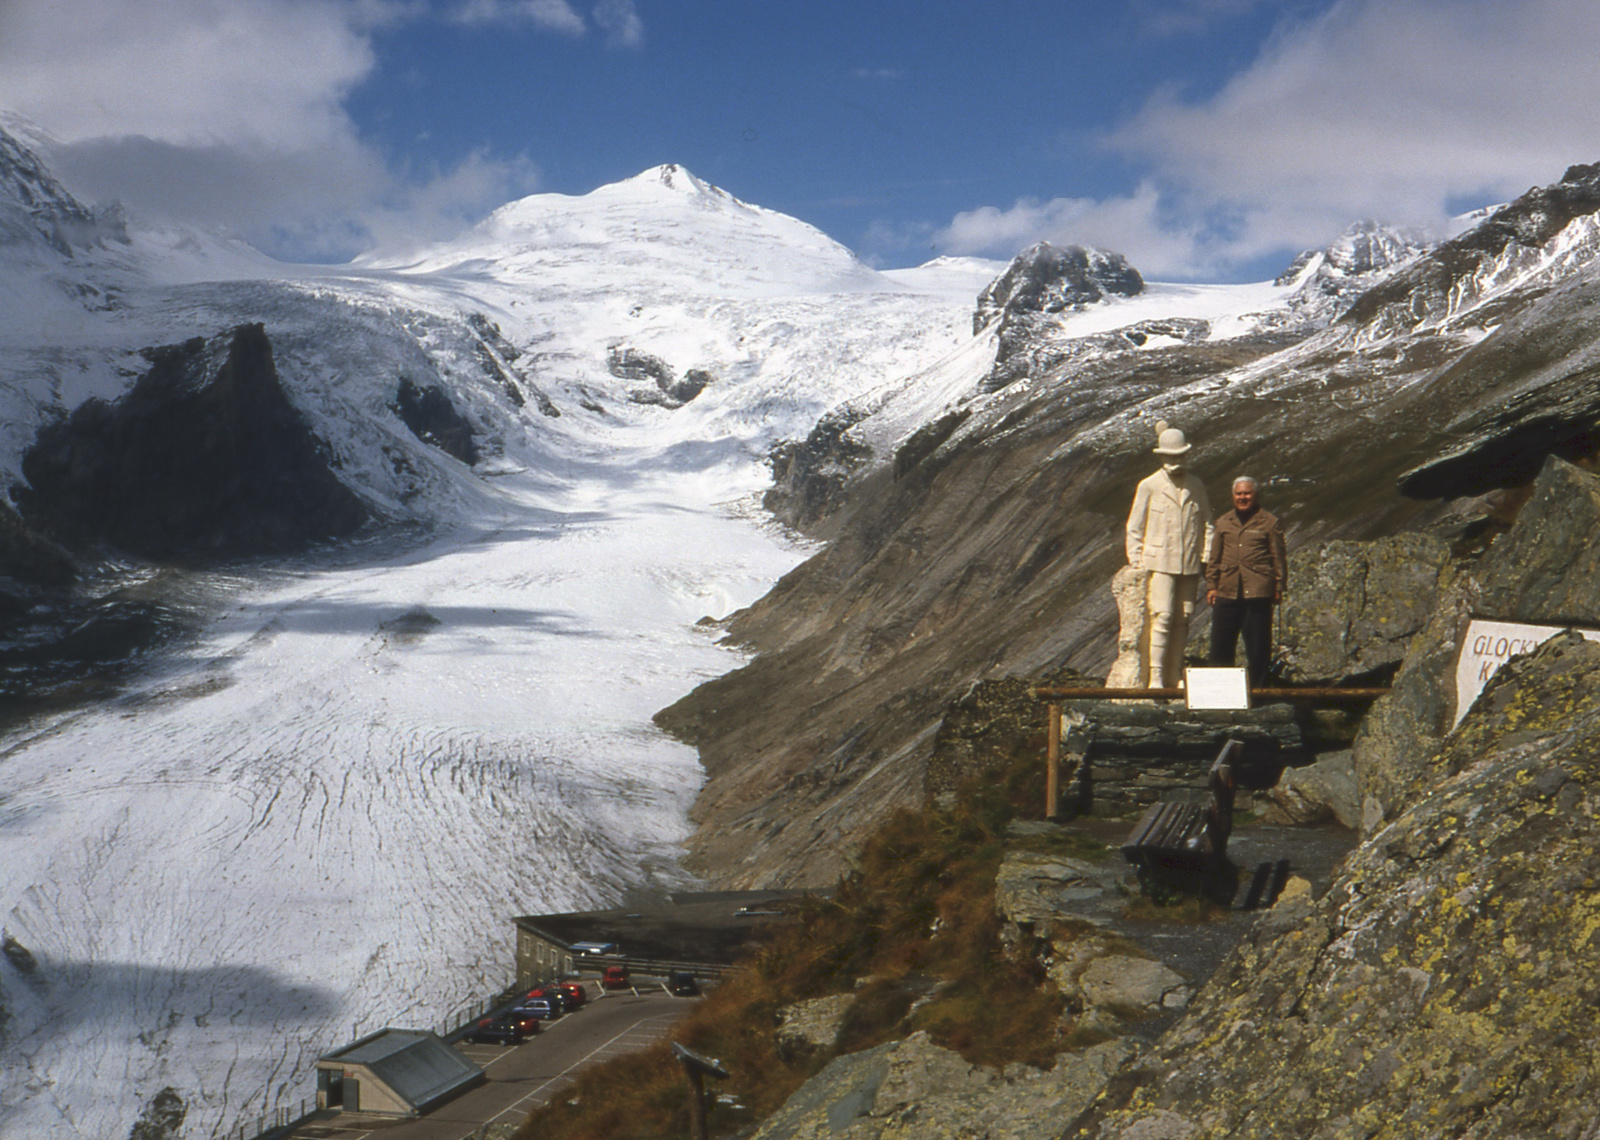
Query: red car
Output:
[[558, 981, 587, 1007], [601, 965, 631, 990]]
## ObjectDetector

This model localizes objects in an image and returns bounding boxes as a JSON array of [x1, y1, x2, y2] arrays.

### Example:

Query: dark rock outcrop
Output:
[[393, 376, 480, 465], [464, 311, 561, 417], [19, 324, 370, 563], [127, 1087, 186, 1140], [1073, 632, 1600, 1140], [974, 243, 1149, 392], [974, 243, 1143, 335], [1275, 533, 1448, 685], [608, 345, 713, 408], [763, 406, 875, 532]]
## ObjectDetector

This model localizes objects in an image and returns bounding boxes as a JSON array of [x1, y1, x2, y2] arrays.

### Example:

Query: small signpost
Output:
[[671, 1042, 729, 1140]]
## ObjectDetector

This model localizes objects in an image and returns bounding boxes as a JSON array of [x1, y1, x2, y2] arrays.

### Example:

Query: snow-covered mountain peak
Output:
[[626, 162, 740, 203], [357, 163, 881, 298], [1324, 219, 1430, 276]]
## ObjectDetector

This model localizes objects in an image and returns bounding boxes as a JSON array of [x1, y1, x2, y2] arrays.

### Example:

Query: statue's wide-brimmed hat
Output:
[[1152, 420, 1192, 456]]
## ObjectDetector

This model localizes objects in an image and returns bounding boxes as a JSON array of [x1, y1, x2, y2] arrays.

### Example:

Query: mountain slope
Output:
[[661, 163, 1600, 889]]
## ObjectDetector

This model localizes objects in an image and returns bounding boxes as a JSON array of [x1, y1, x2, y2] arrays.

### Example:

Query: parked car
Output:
[[601, 965, 631, 990], [512, 997, 559, 1020], [464, 1015, 527, 1045], [558, 980, 588, 1007], [527, 984, 570, 1012], [668, 971, 700, 997], [508, 1013, 543, 1037]]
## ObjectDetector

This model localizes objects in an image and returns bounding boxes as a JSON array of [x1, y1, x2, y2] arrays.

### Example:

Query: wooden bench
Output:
[[1120, 738, 1240, 873]]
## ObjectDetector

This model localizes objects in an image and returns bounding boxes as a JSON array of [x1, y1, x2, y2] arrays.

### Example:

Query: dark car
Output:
[[512, 997, 559, 1020], [527, 985, 570, 1013], [601, 965, 631, 990], [464, 1015, 527, 1045], [668, 971, 700, 997]]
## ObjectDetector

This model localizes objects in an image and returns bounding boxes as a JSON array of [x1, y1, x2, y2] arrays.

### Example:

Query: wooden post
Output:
[[686, 1067, 707, 1140], [1046, 702, 1061, 820], [671, 1042, 726, 1140]]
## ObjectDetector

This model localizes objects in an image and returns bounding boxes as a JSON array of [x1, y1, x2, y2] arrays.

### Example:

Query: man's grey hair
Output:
[[1232, 475, 1258, 490]]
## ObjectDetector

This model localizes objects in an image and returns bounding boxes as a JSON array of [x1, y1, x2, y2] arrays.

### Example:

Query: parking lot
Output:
[[281, 982, 700, 1140]]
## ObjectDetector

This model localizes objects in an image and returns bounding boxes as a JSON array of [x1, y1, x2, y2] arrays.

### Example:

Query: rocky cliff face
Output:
[[1354, 456, 1600, 829], [0, 120, 127, 255], [1071, 631, 1600, 1140], [664, 163, 1600, 890], [20, 324, 370, 563]]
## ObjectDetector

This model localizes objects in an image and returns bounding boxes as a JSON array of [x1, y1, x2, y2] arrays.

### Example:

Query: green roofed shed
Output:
[[315, 1028, 484, 1116]]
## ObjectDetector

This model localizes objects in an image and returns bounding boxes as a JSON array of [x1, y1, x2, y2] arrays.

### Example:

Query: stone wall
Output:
[[1057, 701, 1303, 816]]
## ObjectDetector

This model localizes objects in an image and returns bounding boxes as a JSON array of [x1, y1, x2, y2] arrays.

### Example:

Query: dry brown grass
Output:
[[515, 769, 1093, 1140]]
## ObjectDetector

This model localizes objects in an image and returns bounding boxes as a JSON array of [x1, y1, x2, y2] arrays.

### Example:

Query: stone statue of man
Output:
[[1123, 422, 1213, 688]]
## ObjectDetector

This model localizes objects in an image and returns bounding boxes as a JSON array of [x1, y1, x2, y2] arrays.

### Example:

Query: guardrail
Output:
[[217, 1094, 314, 1140], [572, 954, 730, 980]]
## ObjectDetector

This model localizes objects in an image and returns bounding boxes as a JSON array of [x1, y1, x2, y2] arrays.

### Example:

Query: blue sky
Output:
[[4, 0, 1600, 279]]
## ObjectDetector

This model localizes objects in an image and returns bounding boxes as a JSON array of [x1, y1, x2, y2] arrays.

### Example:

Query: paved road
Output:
[[284, 987, 697, 1140]]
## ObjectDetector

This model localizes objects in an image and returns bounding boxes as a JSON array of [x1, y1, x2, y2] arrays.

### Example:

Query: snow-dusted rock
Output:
[[974, 242, 1144, 334]]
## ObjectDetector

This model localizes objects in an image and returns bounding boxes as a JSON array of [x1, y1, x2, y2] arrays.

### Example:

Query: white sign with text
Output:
[[1453, 618, 1600, 726], [1185, 667, 1251, 710]]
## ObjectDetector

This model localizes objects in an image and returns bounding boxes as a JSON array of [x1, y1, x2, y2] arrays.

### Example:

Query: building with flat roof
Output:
[[315, 1028, 484, 1116], [514, 890, 811, 987]]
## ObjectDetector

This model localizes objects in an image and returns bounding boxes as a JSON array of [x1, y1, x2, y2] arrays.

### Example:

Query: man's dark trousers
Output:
[[1210, 597, 1274, 685]]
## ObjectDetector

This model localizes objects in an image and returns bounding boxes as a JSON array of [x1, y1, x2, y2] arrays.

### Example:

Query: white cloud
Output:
[[942, 0, 1600, 278], [591, 0, 644, 48], [448, 0, 585, 33], [0, 0, 378, 150], [937, 184, 1210, 278], [0, 0, 616, 259]]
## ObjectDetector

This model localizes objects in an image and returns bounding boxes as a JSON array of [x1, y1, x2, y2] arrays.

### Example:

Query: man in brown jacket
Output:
[[1205, 476, 1287, 685]]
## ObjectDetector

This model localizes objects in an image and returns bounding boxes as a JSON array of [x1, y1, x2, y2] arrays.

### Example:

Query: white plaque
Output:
[[1454, 619, 1600, 726], [1185, 667, 1250, 710]]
